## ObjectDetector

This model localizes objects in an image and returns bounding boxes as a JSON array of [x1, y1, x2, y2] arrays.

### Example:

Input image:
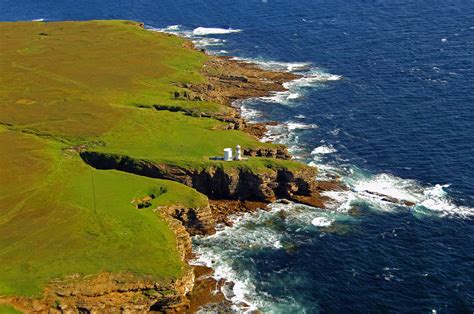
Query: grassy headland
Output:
[[0, 19, 306, 308]]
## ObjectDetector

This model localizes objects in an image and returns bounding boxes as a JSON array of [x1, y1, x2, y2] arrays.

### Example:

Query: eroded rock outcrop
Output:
[[79, 151, 323, 208], [160, 205, 216, 236], [5, 269, 195, 314]]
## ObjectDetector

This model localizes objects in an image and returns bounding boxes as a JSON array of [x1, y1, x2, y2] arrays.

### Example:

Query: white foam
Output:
[[417, 184, 474, 218], [259, 67, 341, 104], [287, 122, 318, 130], [260, 122, 316, 159], [232, 57, 312, 72], [260, 91, 301, 103], [193, 27, 242, 36], [311, 145, 337, 155], [284, 72, 342, 89], [352, 173, 420, 204], [239, 104, 262, 121], [327, 171, 474, 218], [147, 25, 191, 38], [162, 24, 181, 31], [192, 37, 225, 47], [147, 24, 238, 51], [311, 217, 334, 227], [31, 18, 45, 22]]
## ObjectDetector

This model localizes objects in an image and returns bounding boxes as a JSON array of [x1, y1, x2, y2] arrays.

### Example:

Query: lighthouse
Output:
[[235, 144, 242, 161]]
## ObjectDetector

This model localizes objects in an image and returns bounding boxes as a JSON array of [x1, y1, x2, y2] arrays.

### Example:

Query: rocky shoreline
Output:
[[151, 47, 341, 312]]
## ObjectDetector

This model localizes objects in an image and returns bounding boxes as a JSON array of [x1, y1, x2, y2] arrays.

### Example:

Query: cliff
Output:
[[79, 151, 325, 208]]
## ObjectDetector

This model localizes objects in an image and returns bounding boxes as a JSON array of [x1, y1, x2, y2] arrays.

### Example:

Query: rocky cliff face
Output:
[[6, 266, 195, 314], [80, 151, 322, 207], [160, 205, 216, 236]]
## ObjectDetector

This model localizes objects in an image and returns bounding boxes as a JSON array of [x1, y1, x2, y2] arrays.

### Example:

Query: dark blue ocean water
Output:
[[2, 0, 473, 312]]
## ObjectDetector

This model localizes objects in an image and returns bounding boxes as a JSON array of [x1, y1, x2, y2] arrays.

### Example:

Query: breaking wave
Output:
[[230, 56, 342, 103], [264, 67, 342, 103], [147, 24, 238, 50], [192, 201, 349, 312], [311, 144, 337, 155], [318, 168, 474, 218], [192, 27, 242, 36], [231, 57, 312, 72]]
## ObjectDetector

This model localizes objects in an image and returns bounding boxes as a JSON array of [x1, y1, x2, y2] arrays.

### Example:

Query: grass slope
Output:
[[0, 304, 23, 314], [0, 129, 206, 297]]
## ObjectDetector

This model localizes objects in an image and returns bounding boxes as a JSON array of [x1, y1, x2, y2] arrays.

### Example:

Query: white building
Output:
[[223, 148, 233, 161]]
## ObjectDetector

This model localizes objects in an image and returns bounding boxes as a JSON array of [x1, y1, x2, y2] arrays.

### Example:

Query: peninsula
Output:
[[0, 20, 334, 312]]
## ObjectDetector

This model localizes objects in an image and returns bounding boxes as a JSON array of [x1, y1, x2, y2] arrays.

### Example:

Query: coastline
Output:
[[0, 20, 338, 313], [168, 40, 341, 312], [3, 15, 474, 314]]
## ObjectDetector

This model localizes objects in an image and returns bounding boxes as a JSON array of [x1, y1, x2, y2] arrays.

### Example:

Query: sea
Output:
[[2, 0, 473, 312]]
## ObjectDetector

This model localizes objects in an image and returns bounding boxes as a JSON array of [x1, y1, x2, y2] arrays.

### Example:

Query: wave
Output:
[[191, 201, 348, 312], [254, 111, 473, 219], [231, 57, 312, 72], [147, 24, 238, 50], [31, 18, 46, 21], [311, 144, 337, 155], [239, 103, 262, 120], [193, 27, 242, 36], [317, 169, 474, 218], [287, 122, 318, 130], [311, 216, 334, 227], [159, 24, 181, 32], [192, 37, 225, 47], [264, 70, 342, 104], [260, 121, 318, 157], [232, 57, 341, 104]]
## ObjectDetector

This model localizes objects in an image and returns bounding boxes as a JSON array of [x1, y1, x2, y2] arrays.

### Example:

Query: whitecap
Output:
[[259, 67, 341, 104], [283, 72, 342, 90], [239, 104, 262, 121], [328, 171, 474, 218], [161, 24, 181, 31], [311, 145, 337, 155], [193, 27, 242, 36], [311, 217, 334, 227], [287, 122, 318, 130], [352, 173, 420, 205], [31, 18, 46, 22], [260, 90, 301, 103], [231, 57, 312, 72], [192, 37, 225, 47], [416, 184, 474, 218]]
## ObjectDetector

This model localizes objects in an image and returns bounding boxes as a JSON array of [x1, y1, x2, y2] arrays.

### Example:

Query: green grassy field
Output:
[[0, 304, 23, 314], [0, 128, 207, 297], [0, 20, 302, 300]]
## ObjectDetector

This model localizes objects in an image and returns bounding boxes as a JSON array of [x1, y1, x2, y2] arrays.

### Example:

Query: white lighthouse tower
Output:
[[235, 144, 242, 161]]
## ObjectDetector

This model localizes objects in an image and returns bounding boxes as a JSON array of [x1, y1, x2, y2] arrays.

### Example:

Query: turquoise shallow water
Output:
[[2, 0, 473, 312]]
